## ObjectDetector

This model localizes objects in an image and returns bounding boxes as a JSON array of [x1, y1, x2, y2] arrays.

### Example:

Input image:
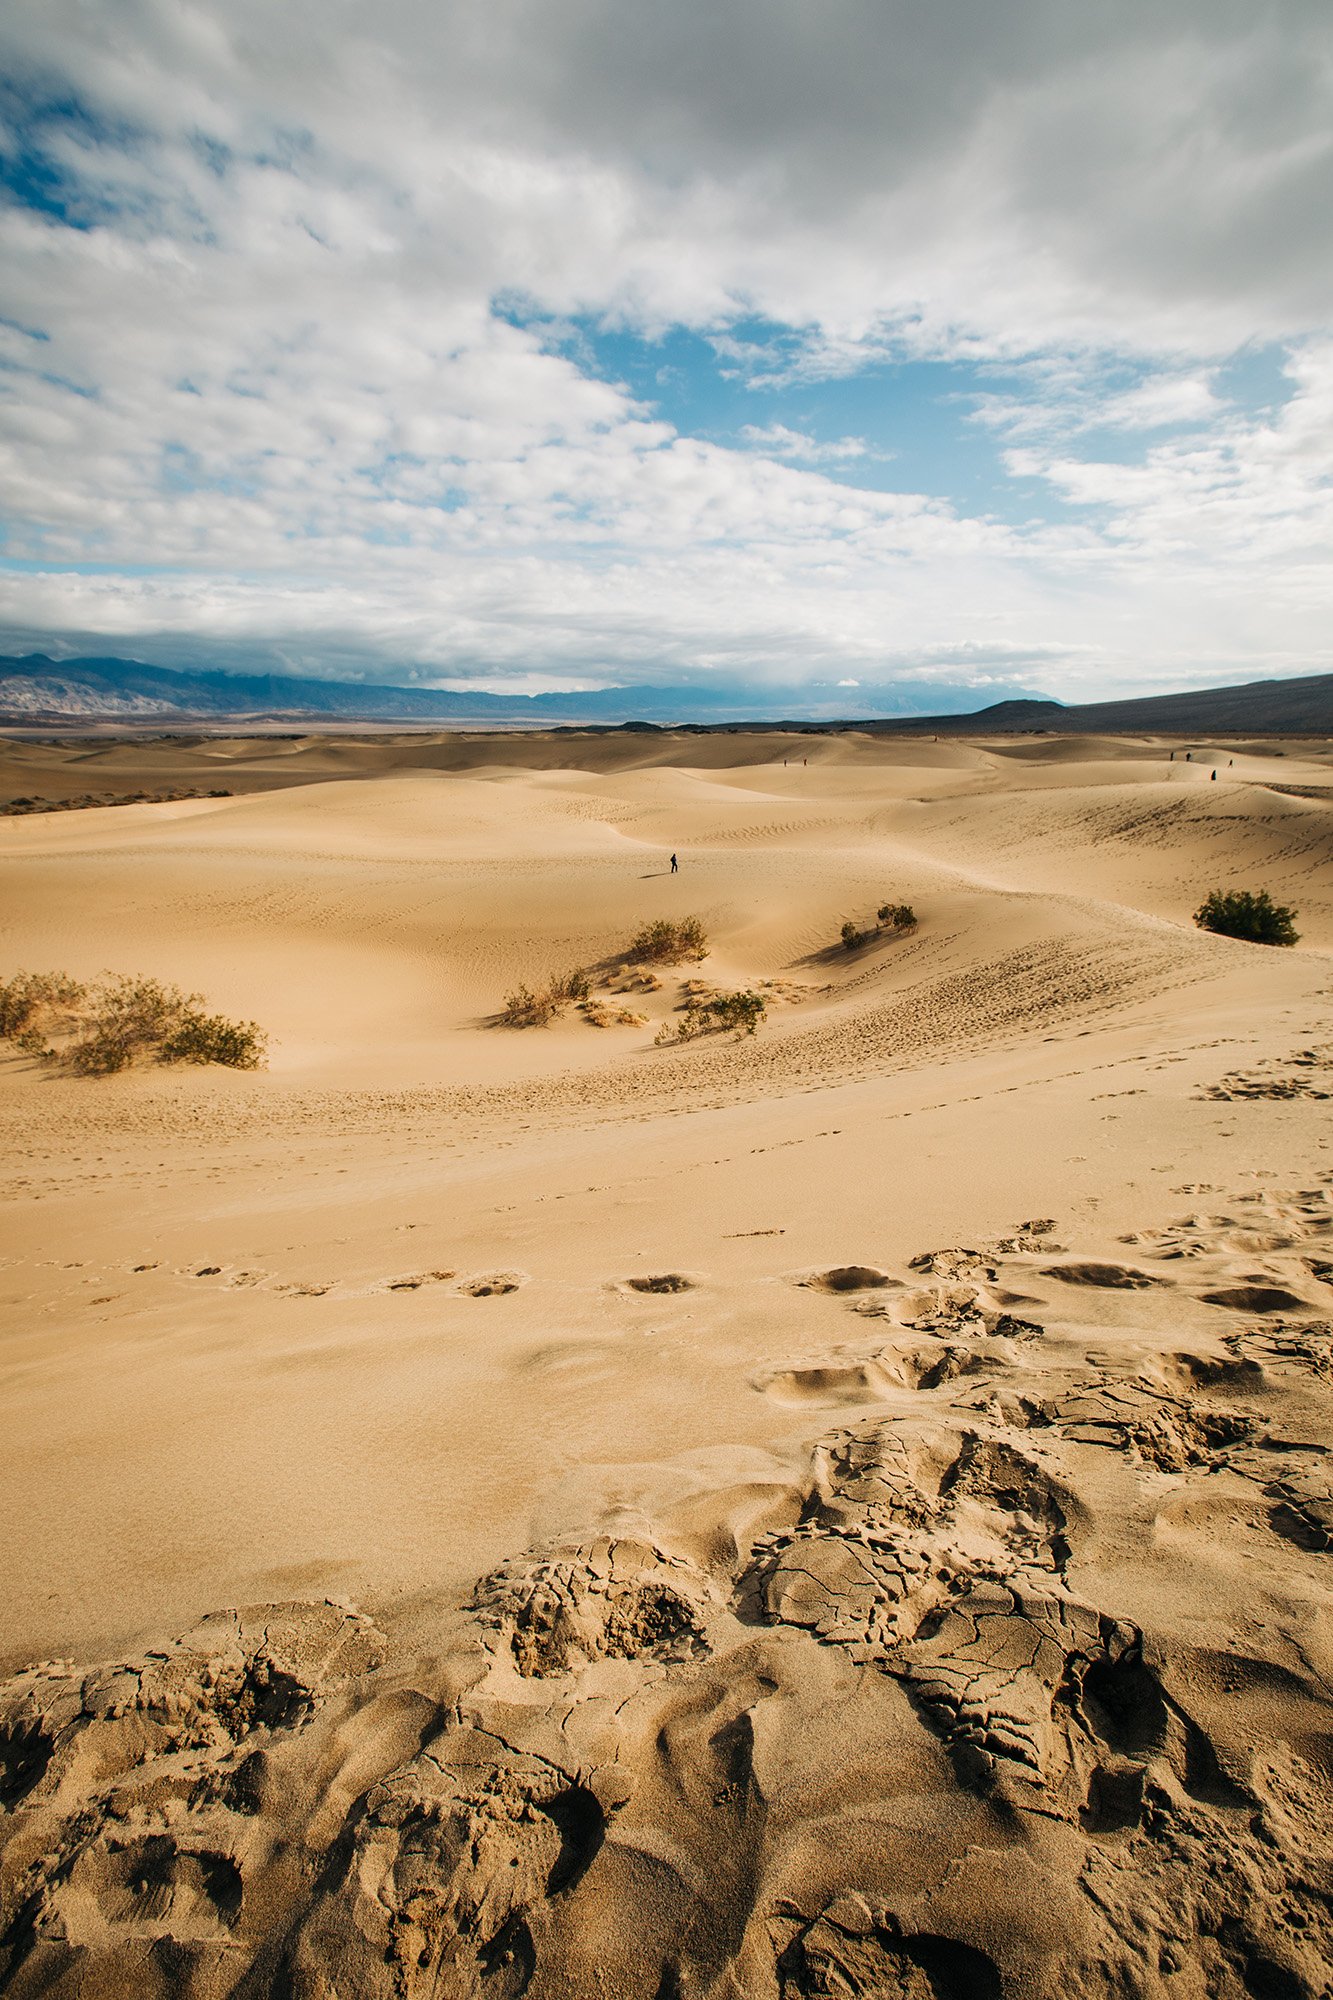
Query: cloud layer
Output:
[[1, 1, 1331, 694]]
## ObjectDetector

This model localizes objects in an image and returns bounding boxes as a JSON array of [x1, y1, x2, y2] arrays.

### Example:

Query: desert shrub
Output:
[[500, 983, 560, 1027], [655, 989, 767, 1044], [0, 970, 85, 1039], [627, 916, 709, 964], [64, 975, 190, 1075], [548, 965, 592, 1003], [840, 920, 866, 951], [501, 965, 594, 1025], [159, 1011, 267, 1068], [1, 969, 268, 1074], [1194, 889, 1299, 947], [877, 903, 917, 930]]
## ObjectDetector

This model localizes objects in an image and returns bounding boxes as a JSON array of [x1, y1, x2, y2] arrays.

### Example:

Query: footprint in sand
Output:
[[1040, 1261, 1167, 1290], [1199, 1282, 1314, 1314], [457, 1272, 525, 1297], [621, 1272, 694, 1295], [756, 1360, 889, 1407], [381, 1269, 456, 1292], [797, 1265, 897, 1294]]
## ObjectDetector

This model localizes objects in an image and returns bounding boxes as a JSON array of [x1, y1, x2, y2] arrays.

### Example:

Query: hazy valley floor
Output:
[[1, 728, 1331, 1999]]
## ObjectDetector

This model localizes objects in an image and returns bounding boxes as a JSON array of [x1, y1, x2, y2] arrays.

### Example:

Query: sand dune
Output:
[[1, 729, 1331, 1998]]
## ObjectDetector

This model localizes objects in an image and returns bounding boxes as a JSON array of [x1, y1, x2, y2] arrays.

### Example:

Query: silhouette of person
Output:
[[670, 852, 678, 873]]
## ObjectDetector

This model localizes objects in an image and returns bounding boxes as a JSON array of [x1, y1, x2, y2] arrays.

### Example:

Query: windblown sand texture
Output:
[[1, 726, 1332, 1999]]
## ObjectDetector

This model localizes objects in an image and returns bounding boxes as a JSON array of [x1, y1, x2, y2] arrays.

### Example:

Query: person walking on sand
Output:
[[670, 852, 678, 874]]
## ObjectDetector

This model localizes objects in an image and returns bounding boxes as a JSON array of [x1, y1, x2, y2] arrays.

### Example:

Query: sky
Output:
[[1, 1, 1332, 704]]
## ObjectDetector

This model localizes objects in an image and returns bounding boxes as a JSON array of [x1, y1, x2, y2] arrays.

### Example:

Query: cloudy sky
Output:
[[2, 0, 1331, 702]]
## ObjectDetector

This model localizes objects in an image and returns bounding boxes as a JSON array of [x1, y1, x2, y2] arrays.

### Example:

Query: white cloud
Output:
[[0, 1, 1331, 694], [738, 424, 869, 462], [1099, 373, 1222, 430]]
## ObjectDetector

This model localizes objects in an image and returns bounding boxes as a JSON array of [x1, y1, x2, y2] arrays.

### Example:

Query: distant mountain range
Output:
[[0, 653, 1025, 726], [879, 674, 1333, 737], [0, 651, 1327, 734]]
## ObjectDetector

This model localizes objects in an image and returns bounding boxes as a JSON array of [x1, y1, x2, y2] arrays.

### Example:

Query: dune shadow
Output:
[[794, 933, 910, 971]]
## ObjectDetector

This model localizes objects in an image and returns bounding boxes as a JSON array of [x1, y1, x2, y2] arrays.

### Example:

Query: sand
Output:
[[1, 726, 1331, 1998]]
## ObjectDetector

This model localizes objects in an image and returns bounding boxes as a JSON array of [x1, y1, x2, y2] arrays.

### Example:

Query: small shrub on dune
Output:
[[841, 904, 916, 951], [1194, 889, 1299, 947], [500, 983, 560, 1028], [500, 965, 593, 1026], [548, 965, 592, 1004], [655, 989, 767, 1044], [0, 970, 268, 1074], [0, 970, 86, 1042], [627, 916, 709, 964], [159, 1011, 267, 1069], [65, 974, 191, 1075]]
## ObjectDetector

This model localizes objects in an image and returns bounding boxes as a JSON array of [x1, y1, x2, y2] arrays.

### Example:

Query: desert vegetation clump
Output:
[[499, 983, 563, 1028], [1193, 889, 1299, 947], [0, 970, 86, 1043], [0, 970, 267, 1074], [499, 966, 590, 1026], [548, 965, 592, 1004], [655, 989, 767, 1044], [840, 902, 917, 951], [626, 916, 709, 964]]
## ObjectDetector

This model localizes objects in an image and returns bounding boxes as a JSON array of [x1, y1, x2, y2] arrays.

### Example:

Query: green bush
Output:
[[840, 920, 866, 951], [655, 989, 767, 1043], [877, 903, 916, 931], [627, 916, 709, 964], [159, 1011, 267, 1068], [1193, 889, 1299, 947]]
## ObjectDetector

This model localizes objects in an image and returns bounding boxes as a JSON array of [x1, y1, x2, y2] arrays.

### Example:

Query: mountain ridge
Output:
[[0, 651, 1328, 734], [0, 653, 1027, 726]]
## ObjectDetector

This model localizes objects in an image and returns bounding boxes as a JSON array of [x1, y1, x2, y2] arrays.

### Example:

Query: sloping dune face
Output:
[[1, 729, 1332, 1999]]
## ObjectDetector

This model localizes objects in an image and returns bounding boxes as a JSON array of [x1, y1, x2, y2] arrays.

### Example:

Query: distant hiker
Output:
[[1185, 751, 1192, 762], [670, 852, 678, 873], [1169, 750, 1175, 761]]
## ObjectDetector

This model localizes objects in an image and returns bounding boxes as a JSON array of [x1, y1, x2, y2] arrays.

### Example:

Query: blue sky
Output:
[[1, 3, 1331, 704]]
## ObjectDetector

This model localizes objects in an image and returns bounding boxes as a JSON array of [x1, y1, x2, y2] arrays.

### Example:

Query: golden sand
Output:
[[1, 726, 1330, 1996]]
